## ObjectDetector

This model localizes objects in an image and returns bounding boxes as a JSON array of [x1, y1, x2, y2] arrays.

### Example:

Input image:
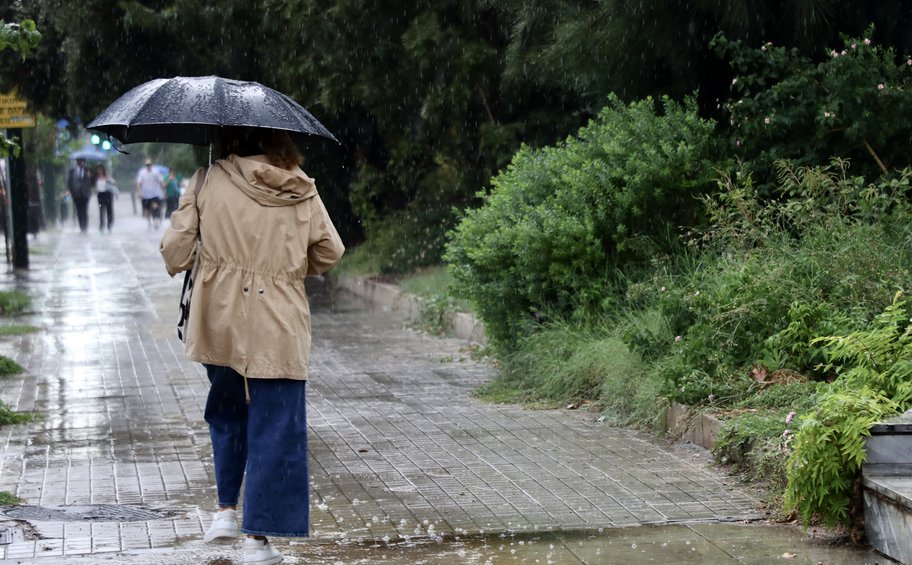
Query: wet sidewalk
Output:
[[0, 197, 888, 563]]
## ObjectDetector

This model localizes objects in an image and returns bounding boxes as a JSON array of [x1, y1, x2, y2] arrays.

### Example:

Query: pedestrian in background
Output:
[[160, 127, 344, 565], [67, 157, 94, 233], [94, 164, 118, 233], [136, 159, 165, 229], [164, 170, 180, 219]]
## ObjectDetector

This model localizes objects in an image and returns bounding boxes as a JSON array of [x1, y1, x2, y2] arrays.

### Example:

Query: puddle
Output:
[[274, 524, 889, 565]]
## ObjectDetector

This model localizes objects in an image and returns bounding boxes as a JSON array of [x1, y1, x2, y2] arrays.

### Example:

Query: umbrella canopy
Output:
[[70, 146, 110, 161], [87, 76, 337, 146]]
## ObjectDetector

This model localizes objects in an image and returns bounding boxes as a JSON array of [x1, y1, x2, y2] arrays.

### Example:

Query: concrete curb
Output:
[[666, 402, 723, 450], [333, 275, 486, 345]]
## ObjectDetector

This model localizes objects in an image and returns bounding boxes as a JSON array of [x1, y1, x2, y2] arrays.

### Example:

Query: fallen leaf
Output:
[[782, 552, 797, 559]]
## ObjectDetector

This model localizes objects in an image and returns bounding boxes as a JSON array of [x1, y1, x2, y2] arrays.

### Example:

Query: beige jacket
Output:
[[160, 154, 344, 380]]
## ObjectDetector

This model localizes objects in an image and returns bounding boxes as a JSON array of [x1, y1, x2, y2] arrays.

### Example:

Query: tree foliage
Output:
[[492, 1, 912, 116], [0, 19, 40, 58], [5, 1, 912, 261], [0, 18, 41, 158], [715, 26, 912, 191]]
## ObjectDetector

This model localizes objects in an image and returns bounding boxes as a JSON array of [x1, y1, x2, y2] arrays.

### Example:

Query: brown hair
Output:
[[216, 127, 303, 170]]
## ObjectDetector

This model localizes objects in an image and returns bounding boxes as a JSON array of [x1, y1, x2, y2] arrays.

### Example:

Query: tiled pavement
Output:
[[0, 197, 782, 563]]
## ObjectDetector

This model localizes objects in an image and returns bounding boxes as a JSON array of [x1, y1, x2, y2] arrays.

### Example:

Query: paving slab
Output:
[[0, 197, 885, 563]]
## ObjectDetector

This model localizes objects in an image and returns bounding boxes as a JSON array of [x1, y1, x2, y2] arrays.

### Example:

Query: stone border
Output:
[[332, 275, 486, 345], [665, 402, 722, 450]]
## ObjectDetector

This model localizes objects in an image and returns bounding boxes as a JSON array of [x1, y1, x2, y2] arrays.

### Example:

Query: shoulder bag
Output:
[[177, 167, 208, 342]]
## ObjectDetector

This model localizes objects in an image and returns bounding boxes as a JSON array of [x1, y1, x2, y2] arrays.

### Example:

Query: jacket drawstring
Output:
[[244, 375, 251, 404]]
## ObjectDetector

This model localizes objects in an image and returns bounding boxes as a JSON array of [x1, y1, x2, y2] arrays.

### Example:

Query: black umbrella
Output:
[[87, 76, 337, 146]]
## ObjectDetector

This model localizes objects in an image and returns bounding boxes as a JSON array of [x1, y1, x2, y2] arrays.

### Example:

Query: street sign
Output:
[[0, 93, 27, 109], [0, 93, 35, 129], [0, 114, 36, 128]]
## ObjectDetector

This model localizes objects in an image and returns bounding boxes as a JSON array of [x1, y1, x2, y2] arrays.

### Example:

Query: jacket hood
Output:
[[217, 154, 317, 207]]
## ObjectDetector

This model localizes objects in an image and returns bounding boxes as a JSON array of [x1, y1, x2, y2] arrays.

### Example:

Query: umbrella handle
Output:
[[107, 134, 130, 155]]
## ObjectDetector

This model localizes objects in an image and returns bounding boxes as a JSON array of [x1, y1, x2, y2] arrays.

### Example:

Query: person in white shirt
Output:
[[136, 158, 165, 229]]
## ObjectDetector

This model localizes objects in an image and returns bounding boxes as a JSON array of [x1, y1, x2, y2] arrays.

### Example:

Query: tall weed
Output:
[[478, 319, 665, 429]]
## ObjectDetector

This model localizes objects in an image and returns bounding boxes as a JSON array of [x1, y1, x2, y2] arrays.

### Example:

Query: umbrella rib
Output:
[[121, 80, 174, 139], [276, 93, 327, 141]]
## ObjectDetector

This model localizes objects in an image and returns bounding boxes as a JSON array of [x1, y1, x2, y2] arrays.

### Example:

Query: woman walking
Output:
[[94, 164, 118, 232], [160, 127, 344, 564]]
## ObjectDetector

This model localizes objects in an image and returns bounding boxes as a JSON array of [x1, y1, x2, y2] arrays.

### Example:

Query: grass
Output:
[[0, 402, 34, 426], [0, 491, 22, 505], [0, 356, 24, 377], [0, 324, 38, 337], [0, 291, 30, 315], [475, 320, 667, 428]]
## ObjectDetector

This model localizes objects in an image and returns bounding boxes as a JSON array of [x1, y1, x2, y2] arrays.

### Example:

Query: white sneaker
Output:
[[243, 537, 283, 564], [203, 508, 238, 544]]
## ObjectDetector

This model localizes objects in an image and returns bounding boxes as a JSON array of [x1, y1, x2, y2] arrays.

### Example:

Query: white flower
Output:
[[878, 83, 886, 90], [764, 117, 771, 124], [864, 38, 871, 45], [674, 335, 682, 342], [732, 78, 738, 85], [824, 111, 830, 118]]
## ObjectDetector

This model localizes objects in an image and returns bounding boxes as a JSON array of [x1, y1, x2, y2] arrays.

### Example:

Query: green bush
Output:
[[446, 94, 720, 350], [657, 162, 912, 404], [785, 295, 912, 526], [786, 388, 898, 527]]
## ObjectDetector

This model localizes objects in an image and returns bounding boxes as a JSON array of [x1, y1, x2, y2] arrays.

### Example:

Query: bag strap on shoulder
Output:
[[194, 166, 208, 198]]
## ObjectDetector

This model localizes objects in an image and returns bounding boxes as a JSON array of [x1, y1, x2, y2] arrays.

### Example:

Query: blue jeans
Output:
[[204, 364, 310, 537]]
